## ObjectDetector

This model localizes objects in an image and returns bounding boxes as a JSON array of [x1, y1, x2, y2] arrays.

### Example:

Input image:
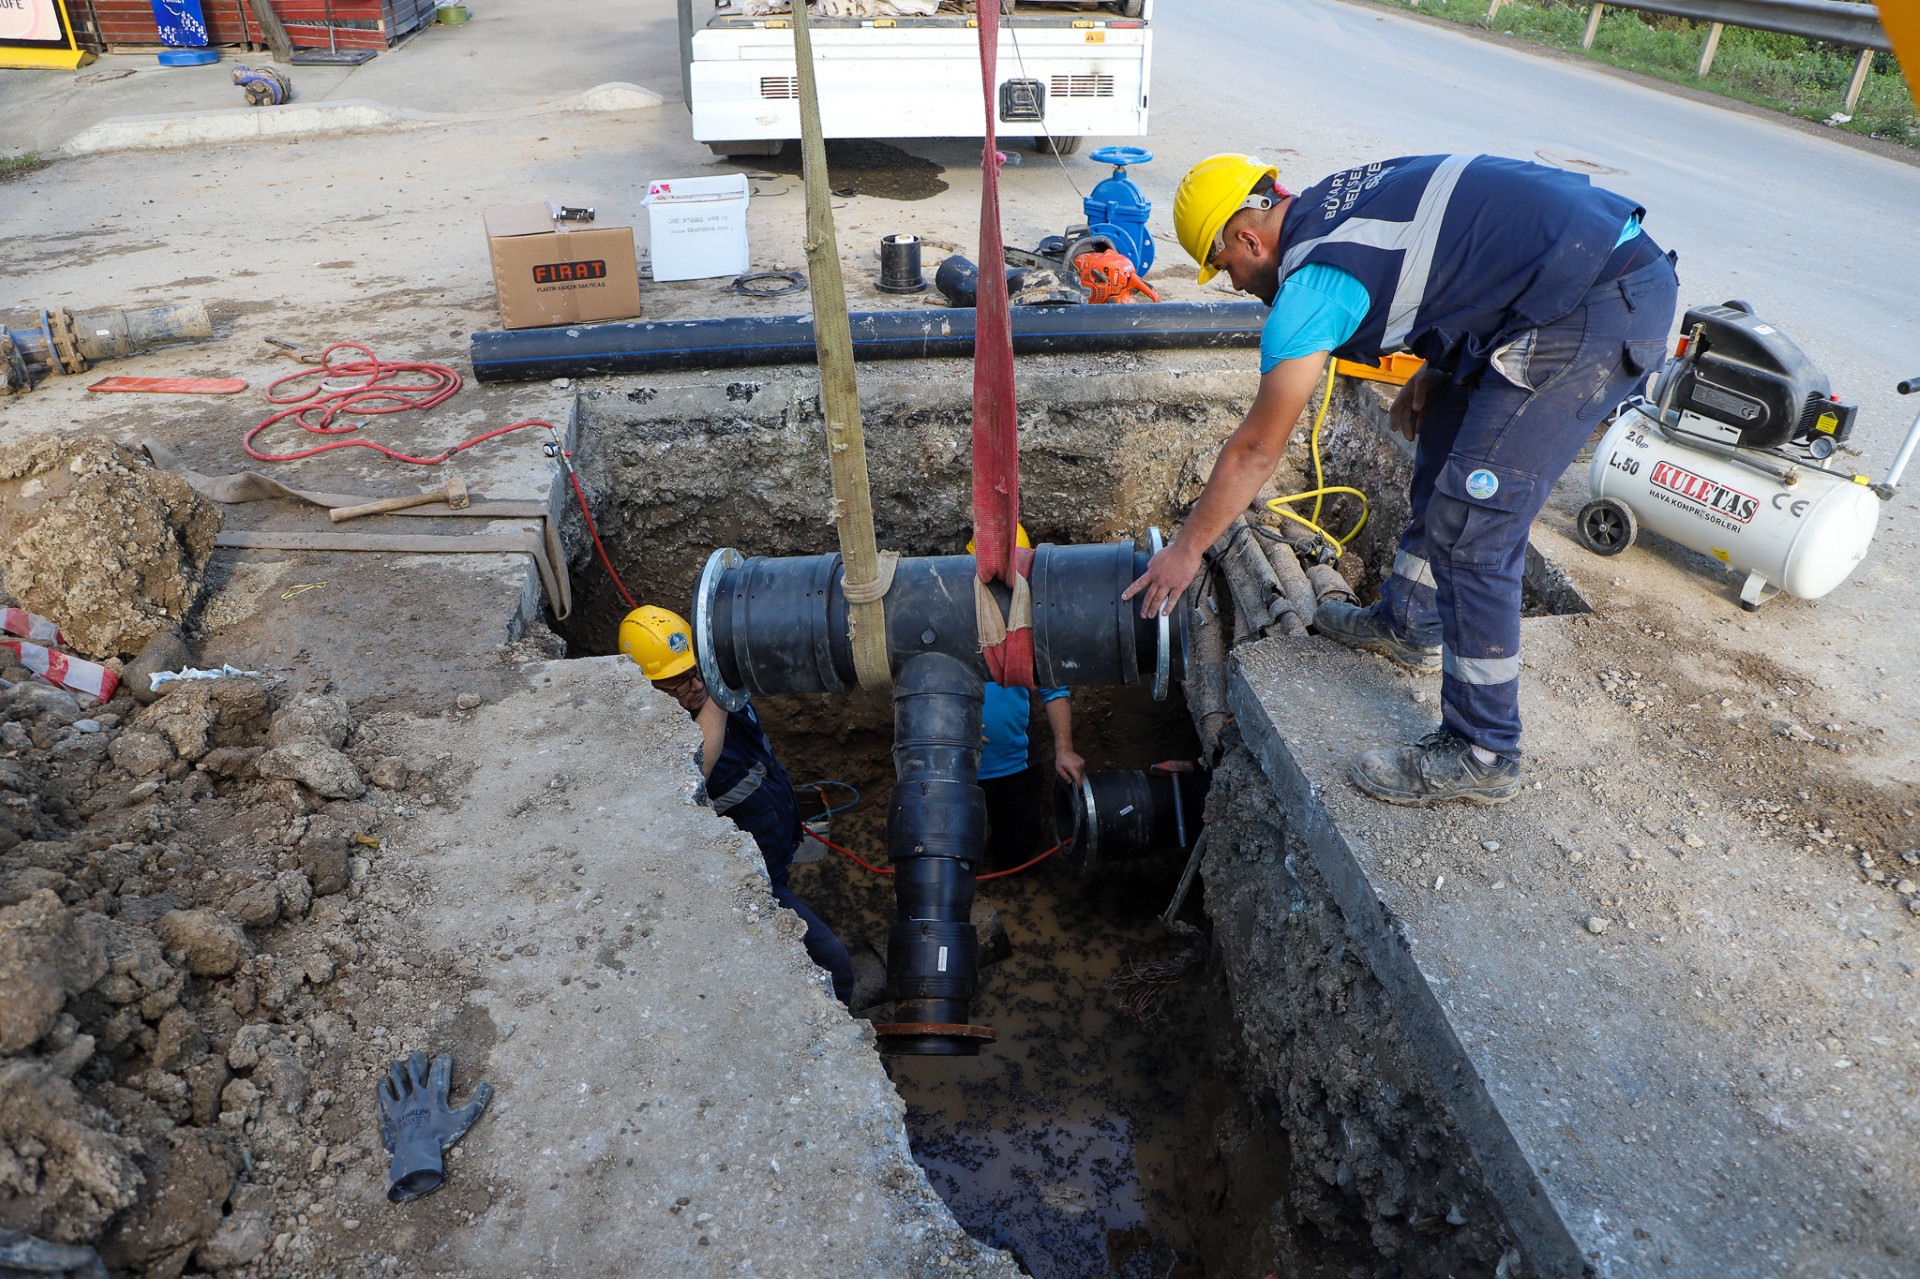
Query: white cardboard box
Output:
[[643, 173, 750, 282]]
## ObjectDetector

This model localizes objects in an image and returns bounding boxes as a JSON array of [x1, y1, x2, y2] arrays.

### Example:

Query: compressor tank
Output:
[[1589, 405, 1881, 603]]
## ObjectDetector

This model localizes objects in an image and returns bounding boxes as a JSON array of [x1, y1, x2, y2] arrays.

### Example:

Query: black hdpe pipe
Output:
[[933, 254, 1019, 308], [874, 652, 992, 1056], [1053, 765, 1209, 880], [694, 541, 1185, 705], [469, 302, 1266, 383]]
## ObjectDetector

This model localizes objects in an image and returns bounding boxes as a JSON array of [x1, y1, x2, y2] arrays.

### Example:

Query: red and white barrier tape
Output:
[[0, 609, 62, 646], [1, 641, 120, 702]]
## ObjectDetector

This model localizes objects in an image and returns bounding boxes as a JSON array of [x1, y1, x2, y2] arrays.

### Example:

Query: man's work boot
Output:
[[1313, 601, 1442, 673], [1350, 729, 1523, 806]]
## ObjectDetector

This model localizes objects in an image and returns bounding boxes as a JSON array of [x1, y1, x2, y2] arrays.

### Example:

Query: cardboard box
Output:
[[643, 174, 750, 282], [483, 202, 640, 329]]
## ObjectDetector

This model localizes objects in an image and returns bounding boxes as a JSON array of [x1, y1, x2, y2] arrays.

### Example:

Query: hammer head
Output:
[[445, 473, 470, 510]]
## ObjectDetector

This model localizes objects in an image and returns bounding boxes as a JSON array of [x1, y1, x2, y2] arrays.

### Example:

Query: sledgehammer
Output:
[[329, 474, 469, 522]]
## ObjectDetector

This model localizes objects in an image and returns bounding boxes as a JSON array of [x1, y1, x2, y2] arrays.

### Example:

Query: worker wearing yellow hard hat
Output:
[[620, 605, 854, 1003], [1129, 152, 1677, 807], [967, 526, 1085, 869]]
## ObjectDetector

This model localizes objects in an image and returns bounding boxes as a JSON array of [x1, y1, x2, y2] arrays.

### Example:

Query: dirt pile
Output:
[[0, 668, 435, 1276], [0, 436, 220, 662]]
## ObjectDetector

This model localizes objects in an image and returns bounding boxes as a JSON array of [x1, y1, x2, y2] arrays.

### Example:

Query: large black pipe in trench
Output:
[[469, 301, 1266, 382], [695, 539, 1184, 1053], [878, 652, 990, 1056]]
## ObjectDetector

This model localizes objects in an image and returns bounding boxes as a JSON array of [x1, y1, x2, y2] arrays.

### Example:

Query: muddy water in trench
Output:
[[770, 691, 1212, 1278]]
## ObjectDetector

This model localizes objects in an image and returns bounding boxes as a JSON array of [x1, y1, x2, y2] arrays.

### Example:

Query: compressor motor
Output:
[[1578, 302, 1920, 610]]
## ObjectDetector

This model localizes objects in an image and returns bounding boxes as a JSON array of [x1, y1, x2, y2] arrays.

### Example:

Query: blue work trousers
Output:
[[1378, 255, 1679, 757], [731, 795, 856, 1005]]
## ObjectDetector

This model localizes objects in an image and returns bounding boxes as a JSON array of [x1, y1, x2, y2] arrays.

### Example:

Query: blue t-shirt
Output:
[[979, 682, 1069, 782], [1258, 215, 1647, 372]]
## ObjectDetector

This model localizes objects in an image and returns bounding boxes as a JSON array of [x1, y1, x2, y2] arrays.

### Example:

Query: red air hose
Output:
[[803, 826, 1058, 881], [244, 341, 638, 609]]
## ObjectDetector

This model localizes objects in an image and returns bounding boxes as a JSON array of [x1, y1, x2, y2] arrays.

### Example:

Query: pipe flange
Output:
[[873, 1023, 998, 1044], [1145, 526, 1171, 701], [43, 308, 86, 375], [1075, 774, 1099, 875], [694, 547, 749, 712]]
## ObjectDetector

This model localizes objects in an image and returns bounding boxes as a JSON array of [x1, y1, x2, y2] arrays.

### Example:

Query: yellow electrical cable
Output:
[[1265, 362, 1370, 551]]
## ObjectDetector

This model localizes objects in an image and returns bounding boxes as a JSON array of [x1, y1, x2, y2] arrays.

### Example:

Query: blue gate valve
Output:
[[1083, 146, 1154, 277]]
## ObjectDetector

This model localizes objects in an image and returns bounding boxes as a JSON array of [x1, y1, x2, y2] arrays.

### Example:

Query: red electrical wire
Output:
[[802, 826, 1060, 881]]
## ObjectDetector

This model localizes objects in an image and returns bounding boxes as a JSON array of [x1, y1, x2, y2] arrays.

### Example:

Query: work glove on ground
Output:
[[375, 1051, 494, 1203]]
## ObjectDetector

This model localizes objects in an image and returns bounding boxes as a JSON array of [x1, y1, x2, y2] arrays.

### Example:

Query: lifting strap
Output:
[[971, 0, 1035, 689], [792, 0, 893, 692]]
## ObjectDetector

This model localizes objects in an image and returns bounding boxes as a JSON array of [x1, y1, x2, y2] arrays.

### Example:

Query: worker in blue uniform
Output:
[[972, 529, 1085, 868], [620, 605, 855, 1003], [1126, 153, 1677, 805]]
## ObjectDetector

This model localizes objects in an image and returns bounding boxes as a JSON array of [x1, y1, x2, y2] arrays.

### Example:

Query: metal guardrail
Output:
[[1484, 0, 1890, 107]]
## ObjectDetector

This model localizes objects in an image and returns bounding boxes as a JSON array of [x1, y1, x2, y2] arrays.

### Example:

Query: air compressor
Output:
[[1577, 301, 1920, 609]]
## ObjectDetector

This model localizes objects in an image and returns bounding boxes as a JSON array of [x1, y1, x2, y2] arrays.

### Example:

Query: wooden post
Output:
[[1696, 22, 1723, 77], [1485, 0, 1505, 24], [1581, 2, 1604, 50], [790, 0, 891, 692], [248, 0, 296, 62], [1844, 47, 1875, 112]]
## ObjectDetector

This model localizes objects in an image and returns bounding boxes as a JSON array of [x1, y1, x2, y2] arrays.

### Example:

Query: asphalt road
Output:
[[1146, 0, 1920, 424]]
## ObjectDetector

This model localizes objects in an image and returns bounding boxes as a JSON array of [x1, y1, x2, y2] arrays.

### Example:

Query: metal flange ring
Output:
[[1145, 526, 1171, 701], [873, 1023, 998, 1043], [44, 308, 86, 375], [694, 547, 749, 712]]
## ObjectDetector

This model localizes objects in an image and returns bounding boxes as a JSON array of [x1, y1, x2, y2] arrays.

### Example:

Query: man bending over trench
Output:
[[620, 605, 856, 1004], [1125, 152, 1677, 806]]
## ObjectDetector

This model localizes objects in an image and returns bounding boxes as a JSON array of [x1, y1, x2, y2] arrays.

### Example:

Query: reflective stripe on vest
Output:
[[1280, 154, 1475, 350], [710, 761, 767, 815]]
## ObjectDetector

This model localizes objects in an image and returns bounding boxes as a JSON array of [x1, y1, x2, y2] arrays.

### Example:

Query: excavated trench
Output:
[[545, 362, 1567, 1277]]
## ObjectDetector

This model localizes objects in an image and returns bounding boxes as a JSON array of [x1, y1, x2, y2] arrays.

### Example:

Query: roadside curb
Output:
[[57, 80, 664, 156]]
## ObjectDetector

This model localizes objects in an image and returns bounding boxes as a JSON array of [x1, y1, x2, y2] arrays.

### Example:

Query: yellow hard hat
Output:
[[1173, 153, 1281, 286], [619, 605, 697, 680], [967, 523, 1032, 555]]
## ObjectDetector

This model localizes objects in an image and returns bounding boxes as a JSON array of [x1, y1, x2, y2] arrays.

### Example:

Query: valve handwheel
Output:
[[1089, 145, 1152, 170]]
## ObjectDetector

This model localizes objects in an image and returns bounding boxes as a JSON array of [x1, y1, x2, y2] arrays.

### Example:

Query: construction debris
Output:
[[0, 437, 219, 662]]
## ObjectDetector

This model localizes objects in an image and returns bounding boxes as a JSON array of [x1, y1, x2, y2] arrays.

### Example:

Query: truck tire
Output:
[[707, 140, 783, 158], [1035, 134, 1082, 157], [1107, 0, 1144, 15]]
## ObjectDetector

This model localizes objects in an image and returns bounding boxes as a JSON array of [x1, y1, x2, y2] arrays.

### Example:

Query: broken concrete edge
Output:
[[1223, 660, 1590, 1279], [56, 82, 664, 157]]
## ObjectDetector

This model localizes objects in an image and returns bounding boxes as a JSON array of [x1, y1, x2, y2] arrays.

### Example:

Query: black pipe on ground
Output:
[[874, 652, 992, 1056], [1053, 764, 1209, 880], [469, 301, 1266, 382]]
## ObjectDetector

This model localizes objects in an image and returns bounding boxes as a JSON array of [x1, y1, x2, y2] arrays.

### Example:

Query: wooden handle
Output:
[[330, 492, 443, 523]]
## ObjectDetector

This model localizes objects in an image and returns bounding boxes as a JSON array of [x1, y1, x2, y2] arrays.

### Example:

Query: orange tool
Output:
[[1073, 249, 1160, 305]]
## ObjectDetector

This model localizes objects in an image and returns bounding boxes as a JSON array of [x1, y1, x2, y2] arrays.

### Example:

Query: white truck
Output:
[[673, 0, 1152, 158]]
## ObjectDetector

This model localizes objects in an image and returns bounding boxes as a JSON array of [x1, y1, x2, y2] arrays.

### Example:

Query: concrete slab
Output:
[[1225, 615, 1920, 1277], [355, 656, 1020, 1277]]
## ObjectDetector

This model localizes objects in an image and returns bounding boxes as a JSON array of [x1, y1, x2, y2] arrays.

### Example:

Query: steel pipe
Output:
[[468, 302, 1266, 382]]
